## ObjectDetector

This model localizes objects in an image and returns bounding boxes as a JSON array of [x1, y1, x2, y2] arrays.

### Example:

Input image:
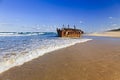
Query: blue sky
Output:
[[0, 0, 120, 32]]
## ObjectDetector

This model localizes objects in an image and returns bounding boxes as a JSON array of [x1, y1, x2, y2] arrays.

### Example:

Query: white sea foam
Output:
[[0, 38, 92, 74]]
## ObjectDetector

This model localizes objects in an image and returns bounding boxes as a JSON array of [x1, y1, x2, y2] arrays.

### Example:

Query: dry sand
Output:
[[0, 37, 120, 80], [88, 31, 120, 38]]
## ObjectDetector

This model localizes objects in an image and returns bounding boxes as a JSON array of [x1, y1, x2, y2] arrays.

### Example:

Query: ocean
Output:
[[0, 32, 91, 73]]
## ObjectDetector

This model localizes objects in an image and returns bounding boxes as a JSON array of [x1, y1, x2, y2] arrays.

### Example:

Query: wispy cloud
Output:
[[80, 20, 83, 24], [108, 17, 113, 19], [0, 23, 14, 26], [31, 24, 58, 32], [112, 24, 117, 26]]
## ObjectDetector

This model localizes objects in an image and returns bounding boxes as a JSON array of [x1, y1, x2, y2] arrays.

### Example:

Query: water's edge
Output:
[[0, 39, 92, 74]]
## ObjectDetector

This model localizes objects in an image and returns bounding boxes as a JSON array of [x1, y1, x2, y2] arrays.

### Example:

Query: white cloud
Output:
[[0, 23, 14, 26], [31, 24, 56, 32], [0, 23, 10, 25], [112, 24, 117, 26], [80, 21, 83, 24], [108, 17, 113, 19]]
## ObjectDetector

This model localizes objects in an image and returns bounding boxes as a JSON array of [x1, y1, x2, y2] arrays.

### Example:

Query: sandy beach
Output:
[[88, 31, 120, 38], [0, 36, 120, 80]]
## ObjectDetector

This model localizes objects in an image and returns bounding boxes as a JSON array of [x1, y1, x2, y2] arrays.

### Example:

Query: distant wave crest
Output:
[[0, 32, 45, 36]]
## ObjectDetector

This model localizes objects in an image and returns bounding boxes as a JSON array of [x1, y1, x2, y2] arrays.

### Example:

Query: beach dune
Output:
[[0, 37, 120, 80], [88, 31, 120, 38]]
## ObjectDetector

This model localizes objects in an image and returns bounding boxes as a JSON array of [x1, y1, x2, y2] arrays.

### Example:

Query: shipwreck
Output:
[[57, 25, 84, 37]]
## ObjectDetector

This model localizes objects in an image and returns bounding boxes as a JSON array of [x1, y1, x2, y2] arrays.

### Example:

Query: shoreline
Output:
[[0, 38, 91, 74], [0, 37, 120, 80]]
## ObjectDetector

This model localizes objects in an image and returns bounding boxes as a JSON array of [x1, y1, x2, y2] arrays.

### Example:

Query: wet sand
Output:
[[0, 37, 120, 80], [88, 31, 120, 38]]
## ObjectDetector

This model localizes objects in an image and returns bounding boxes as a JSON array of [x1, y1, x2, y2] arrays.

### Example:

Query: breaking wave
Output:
[[0, 32, 92, 73]]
